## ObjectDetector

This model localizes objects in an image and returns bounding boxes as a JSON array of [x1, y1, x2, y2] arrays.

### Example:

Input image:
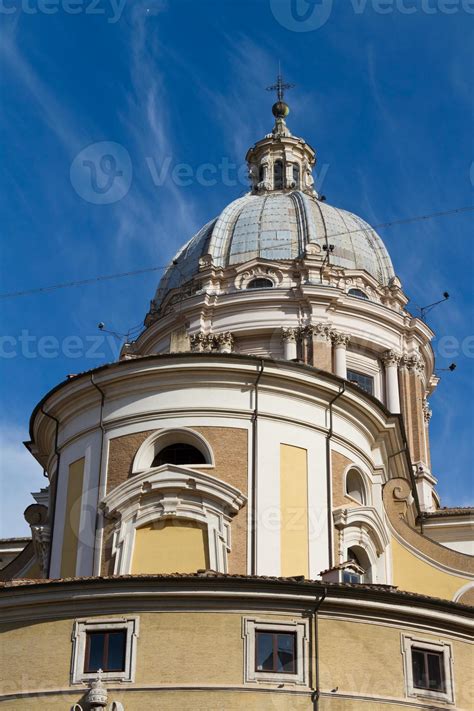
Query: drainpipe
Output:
[[326, 384, 346, 569], [250, 360, 265, 576], [90, 374, 106, 576], [311, 588, 327, 711], [40, 406, 60, 578]]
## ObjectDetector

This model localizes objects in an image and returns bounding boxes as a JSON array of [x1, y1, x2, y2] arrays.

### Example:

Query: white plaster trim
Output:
[[242, 618, 309, 686], [132, 427, 214, 473], [101, 464, 246, 574], [71, 616, 139, 684], [400, 633, 455, 705], [453, 581, 474, 603]]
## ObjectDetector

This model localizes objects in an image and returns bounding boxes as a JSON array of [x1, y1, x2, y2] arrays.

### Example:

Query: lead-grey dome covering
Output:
[[154, 191, 395, 308]]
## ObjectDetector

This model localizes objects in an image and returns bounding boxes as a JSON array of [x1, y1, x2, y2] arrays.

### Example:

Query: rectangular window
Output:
[[243, 618, 308, 686], [401, 635, 454, 704], [255, 631, 296, 674], [84, 630, 127, 673], [412, 648, 445, 692], [347, 369, 374, 395], [71, 617, 139, 684]]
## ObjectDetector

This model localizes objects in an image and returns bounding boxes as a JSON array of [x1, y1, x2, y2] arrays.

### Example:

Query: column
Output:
[[331, 332, 351, 378], [382, 350, 401, 414], [281, 327, 298, 360]]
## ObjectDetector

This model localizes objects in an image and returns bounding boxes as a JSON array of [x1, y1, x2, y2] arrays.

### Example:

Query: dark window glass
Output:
[[348, 288, 369, 300], [255, 631, 296, 674], [347, 369, 374, 396], [84, 630, 126, 673], [342, 571, 362, 584], [292, 164, 300, 188], [247, 278, 274, 290], [152, 443, 206, 467], [412, 648, 445, 692], [274, 160, 284, 189], [259, 165, 265, 182]]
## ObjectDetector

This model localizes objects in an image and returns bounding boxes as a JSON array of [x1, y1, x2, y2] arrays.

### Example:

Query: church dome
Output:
[[153, 191, 395, 309], [152, 80, 396, 312]]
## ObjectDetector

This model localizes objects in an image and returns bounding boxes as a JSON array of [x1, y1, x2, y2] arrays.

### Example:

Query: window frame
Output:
[[345, 467, 368, 506], [255, 630, 297, 675], [243, 618, 308, 686], [71, 617, 139, 684], [401, 635, 455, 704], [246, 277, 274, 290], [346, 368, 375, 396]]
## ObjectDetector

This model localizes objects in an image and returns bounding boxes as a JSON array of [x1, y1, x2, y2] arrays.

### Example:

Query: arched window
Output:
[[348, 288, 369, 300], [274, 160, 284, 189], [292, 164, 300, 188], [346, 468, 367, 505], [152, 443, 206, 467], [348, 546, 372, 582], [259, 165, 265, 182], [247, 278, 274, 289]]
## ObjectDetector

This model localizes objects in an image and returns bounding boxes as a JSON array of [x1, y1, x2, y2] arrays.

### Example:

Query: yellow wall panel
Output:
[[60, 457, 85, 578], [391, 537, 471, 600], [280, 444, 309, 577], [131, 519, 209, 574]]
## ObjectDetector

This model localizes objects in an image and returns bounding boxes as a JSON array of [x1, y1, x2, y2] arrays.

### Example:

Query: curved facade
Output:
[[1, 95, 472, 710]]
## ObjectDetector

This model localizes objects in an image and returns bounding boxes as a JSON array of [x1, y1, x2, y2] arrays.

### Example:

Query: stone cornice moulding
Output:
[[1, 581, 473, 640], [30, 355, 409, 468]]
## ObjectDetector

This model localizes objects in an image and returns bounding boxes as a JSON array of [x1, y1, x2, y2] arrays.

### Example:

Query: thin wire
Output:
[[1, 265, 168, 299], [1, 205, 472, 300]]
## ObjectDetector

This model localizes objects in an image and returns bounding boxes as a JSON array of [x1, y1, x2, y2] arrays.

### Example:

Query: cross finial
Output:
[[266, 67, 295, 103]]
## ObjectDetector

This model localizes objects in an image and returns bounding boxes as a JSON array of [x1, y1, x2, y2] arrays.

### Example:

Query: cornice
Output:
[[1, 576, 472, 636], [29, 354, 406, 455]]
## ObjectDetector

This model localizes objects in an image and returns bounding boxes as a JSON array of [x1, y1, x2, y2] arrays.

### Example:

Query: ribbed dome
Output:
[[153, 191, 395, 308]]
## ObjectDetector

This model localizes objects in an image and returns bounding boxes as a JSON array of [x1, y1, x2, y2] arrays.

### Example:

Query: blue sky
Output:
[[1, 0, 473, 536]]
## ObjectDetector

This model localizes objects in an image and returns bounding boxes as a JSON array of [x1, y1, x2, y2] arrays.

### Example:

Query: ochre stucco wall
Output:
[[391, 536, 472, 600], [1, 608, 472, 709]]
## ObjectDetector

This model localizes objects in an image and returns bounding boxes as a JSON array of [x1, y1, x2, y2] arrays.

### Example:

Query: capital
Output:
[[382, 349, 402, 367], [331, 332, 351, 348], [281, 327, 298, 344], [310, 322, 333, 341], [401, 352, 425, 376], [217, 331, 234, 352]]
